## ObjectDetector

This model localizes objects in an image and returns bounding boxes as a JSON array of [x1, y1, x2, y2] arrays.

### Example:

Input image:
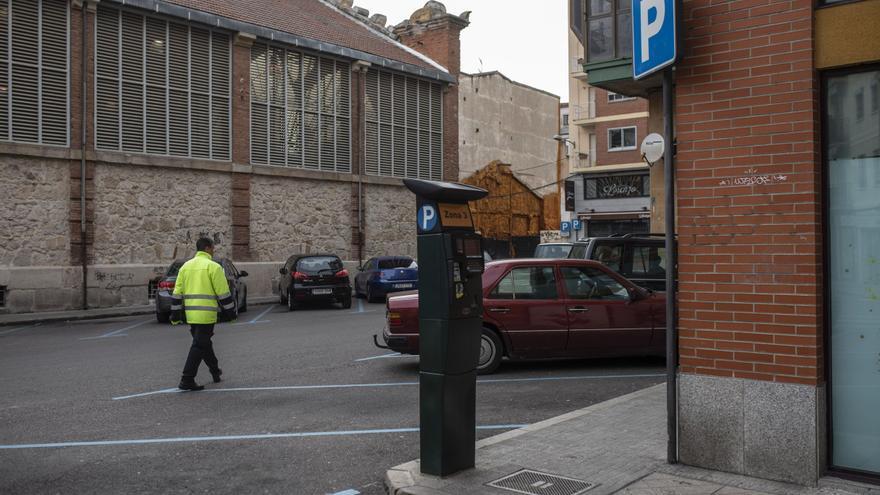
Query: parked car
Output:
[[375, 258, 665, 374], [156, 258, 248, 323], [354, 256, 418, 303], [278, 254, 352, 310], [568, 234, 668, 291], [533, 242, 573, 259]]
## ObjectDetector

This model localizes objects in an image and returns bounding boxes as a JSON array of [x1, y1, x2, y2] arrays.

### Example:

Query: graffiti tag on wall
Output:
[[718, 168, 788, 187]]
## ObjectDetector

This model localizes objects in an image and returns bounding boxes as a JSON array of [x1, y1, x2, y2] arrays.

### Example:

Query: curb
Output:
[[384, 383, 665, 495], [0, 296, 278, 327]]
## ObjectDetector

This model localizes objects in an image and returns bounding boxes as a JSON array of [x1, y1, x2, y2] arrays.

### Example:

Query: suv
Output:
[[278, 254, 352, 310], [568, 234, 668, 291]]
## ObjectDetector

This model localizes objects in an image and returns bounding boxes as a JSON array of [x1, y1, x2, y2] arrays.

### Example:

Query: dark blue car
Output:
[[354, 256, 418, 303]]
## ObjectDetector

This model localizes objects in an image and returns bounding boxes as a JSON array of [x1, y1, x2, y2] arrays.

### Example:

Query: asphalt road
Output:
[[0, 299, 664, 494]]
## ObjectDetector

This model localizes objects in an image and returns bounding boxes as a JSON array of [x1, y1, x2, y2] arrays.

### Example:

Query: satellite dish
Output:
[[640, 133, 665, 166]]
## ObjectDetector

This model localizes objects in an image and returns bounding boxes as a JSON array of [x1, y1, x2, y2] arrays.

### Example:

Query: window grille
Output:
[[95, 6, 231, 160], [0, 0, 69, 146], [364, 68, 442, 180], [250, 43, 350, 172]]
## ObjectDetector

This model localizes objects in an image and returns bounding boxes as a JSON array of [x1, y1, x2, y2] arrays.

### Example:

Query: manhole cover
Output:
[[486, 469, 594, 495]]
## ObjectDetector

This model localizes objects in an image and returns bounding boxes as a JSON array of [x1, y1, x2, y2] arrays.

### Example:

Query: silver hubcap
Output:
[[478, 335, 495, 368]]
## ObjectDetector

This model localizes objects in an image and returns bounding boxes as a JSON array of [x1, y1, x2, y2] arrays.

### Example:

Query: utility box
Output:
[[403, 178, 488, 477]]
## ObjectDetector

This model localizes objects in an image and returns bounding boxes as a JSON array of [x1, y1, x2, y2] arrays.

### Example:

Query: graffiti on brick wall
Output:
[[718, 168, 788, 187]]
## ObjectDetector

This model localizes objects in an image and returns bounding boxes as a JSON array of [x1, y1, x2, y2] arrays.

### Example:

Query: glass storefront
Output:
[[827, 67, 880, 476]]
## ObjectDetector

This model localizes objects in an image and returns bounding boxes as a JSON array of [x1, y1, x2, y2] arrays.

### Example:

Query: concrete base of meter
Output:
[[419, 370, 477, 476], [419, 318, 482, 375]]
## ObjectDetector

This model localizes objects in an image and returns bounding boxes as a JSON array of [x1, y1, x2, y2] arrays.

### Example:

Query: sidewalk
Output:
[[385, 384, 879, 495], [0, 297, 277, 326]]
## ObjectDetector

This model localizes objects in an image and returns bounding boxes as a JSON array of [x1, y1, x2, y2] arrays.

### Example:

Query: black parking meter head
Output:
[[403, 178, 488, 204]]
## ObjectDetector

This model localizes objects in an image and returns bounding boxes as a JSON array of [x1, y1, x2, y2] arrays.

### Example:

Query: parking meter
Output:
[[403, 178, 488, 477]]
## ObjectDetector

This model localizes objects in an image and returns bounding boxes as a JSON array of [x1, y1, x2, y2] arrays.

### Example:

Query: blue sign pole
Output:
[[632, 0, 677, 80]]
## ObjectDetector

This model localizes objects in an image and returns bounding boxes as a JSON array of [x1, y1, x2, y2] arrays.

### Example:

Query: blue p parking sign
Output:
[[632, 0, 677, 80], [417, 204, 438, 233]]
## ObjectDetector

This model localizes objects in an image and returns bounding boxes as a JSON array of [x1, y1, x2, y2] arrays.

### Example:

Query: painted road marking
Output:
[[113, 373, 665, 400], [354, 352, 411, 362], [0, 324, 37, 337], [231, 320, 271, 327], [249, 305, 274, 324], [330, 490, 360, 495], [79, 319, 152, 340], [0, 424, 527, 450]]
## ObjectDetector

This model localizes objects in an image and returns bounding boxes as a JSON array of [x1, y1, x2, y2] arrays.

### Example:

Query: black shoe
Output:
[[178, 379, 205, 391], [210, 369, 222, 383]]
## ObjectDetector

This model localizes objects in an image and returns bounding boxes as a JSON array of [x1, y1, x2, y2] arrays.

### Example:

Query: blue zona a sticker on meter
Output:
[[418, 204, 439, 233]]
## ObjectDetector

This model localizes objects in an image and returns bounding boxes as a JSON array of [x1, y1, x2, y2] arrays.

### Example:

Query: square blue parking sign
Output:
[[632, 0, 677, 80]]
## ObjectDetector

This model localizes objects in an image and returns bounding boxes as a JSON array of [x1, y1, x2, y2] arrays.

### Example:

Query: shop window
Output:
[[584, 0, 632, 63], [608, 126, 636, 151]]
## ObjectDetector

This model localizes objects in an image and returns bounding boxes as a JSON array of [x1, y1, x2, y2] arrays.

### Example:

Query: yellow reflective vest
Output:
[[170, 251, 235, 325]]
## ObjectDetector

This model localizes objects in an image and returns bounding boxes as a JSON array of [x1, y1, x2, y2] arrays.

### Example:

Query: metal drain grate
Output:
[[486, 469, 594, 495]]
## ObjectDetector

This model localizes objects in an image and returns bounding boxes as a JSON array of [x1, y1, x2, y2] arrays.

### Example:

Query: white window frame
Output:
[[93, 5, 232, 160], [249, 41, 351, 172], [364, 67, 443, 181], [607, 91, 636, 103], [607, 126, 637, 152], [0, 0, 70, 147]]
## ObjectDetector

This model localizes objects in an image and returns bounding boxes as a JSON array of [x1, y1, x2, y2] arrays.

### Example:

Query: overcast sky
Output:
[[362, 0, 570, 101]]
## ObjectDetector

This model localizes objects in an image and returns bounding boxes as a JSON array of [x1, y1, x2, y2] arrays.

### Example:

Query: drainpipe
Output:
[[663, 67, 678, 464], [353, 60, 371, 266], [80, 2, 89, 309]]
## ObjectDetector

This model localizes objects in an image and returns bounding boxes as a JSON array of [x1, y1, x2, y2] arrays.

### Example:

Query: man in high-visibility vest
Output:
[[171, 237, 237, 391]]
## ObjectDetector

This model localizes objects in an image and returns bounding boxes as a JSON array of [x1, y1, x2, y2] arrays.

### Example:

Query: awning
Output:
[[578, 211, 651, 220]]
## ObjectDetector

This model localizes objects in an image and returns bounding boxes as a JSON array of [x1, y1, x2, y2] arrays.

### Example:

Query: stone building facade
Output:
[[0, 0, 467, 314], [458, 71, 561, 193]]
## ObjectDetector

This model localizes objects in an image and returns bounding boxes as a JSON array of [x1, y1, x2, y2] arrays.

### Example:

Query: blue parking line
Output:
[[354, 352, 403, 362], [0, 324, 36, 336], [79, 319, 152, 340], [112, 373, 665, 401], [0, 425, 527, 450], [249, 305, 274, 324], [330, 490, 360, 495]]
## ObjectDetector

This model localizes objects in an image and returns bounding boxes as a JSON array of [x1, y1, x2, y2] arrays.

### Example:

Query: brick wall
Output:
[[594, 118, 649, 166], [593, 88, 648, 118], [675, 0, 821, 385]]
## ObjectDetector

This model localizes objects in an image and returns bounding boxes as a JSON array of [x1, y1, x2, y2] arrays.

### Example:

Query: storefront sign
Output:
[[584, 174, 650, 199]]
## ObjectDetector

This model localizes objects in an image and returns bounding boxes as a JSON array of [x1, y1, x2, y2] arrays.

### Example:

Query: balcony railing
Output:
[[569, 102, 596, 123]]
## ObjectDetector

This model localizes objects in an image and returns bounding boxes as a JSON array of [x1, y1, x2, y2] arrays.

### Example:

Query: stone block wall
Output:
[[0, 156, 70, 266], [249, 175, 352, 262], [92, 164, 232, 265], [363, 183, 417, 260]]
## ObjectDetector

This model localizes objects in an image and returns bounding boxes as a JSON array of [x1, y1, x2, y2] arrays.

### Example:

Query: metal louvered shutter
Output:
[[40, 0, 67, 145], [211, 31, 230, 160], [250, 43, 267, 165], [364, 69, 378, 176], [285, 50, 302, 167], [94, 6, 230, 160], [120, 11, 143, 153], [2, 0, 71, 146], [362, 68, 443, 180], [335, 62, 350, 172]]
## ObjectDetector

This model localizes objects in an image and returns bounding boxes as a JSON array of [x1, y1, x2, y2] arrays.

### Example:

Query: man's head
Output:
[[196, 237, 214, 256]]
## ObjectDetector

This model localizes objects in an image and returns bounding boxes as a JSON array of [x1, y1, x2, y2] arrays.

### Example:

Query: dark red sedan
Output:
[[376, 259, 666, 374]]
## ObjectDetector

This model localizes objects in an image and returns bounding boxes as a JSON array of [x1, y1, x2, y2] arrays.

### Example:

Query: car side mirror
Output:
[[239, 271, 249, 277], [279, 268, 286, 275]]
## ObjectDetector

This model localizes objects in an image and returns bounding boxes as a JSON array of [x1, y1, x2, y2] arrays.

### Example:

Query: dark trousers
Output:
[[182, 324, 219, 379]]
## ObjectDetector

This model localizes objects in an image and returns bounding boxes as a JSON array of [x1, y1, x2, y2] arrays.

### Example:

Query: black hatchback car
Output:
[[568, 233, 668, 291], [278, 254, 352, 310]]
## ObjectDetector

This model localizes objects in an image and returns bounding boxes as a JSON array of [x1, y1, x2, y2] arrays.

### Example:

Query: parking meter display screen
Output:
[[464, 239, 481, 256]]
